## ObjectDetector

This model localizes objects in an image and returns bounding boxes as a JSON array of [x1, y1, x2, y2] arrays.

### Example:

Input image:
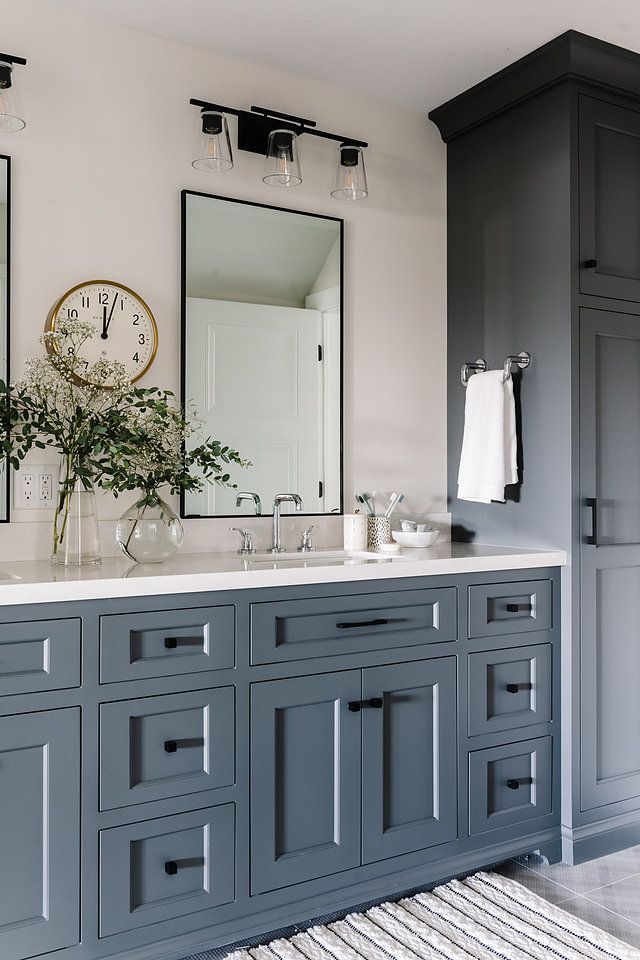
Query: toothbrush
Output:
[[356, 493, 375, 516], [384, 492, 404, 520]]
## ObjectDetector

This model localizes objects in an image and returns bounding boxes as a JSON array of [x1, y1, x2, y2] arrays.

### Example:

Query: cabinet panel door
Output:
[[581, 309, 640, 808], [251, 671, 361, 893], [580, 96, 640, 301], [361, 658, 457, 863], [0, 708, 80, 960]]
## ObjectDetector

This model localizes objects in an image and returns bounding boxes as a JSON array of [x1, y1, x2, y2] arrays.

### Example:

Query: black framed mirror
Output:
[[0, 156, 10, 522], [180, 191, 343, 518]]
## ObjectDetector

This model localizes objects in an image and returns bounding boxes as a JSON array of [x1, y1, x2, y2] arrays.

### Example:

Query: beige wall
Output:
[[0, 0, 446, 559]]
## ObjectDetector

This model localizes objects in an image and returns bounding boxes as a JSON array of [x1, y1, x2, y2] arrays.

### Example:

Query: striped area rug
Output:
[[227, 871, 640, 960]]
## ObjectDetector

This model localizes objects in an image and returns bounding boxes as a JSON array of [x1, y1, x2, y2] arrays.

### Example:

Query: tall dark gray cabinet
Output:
[[430, 29, 640, 864]]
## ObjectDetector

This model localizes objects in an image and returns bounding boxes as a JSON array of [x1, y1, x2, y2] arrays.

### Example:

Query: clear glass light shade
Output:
[[0, 64, 25, 132], [332, 144, 368, 200], [262, 129, 302, 186], [192, 110, 233, 172]]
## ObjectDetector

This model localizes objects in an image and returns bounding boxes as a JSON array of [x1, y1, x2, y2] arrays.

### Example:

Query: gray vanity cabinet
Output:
[[0, 566, 560, 960], [0, 707, 80, 960]]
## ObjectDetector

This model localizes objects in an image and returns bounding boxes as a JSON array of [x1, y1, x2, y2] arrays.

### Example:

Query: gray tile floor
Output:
[[496, 845, 640, 948]]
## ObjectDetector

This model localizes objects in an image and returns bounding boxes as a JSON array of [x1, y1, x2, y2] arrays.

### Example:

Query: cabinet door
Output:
[[0, 708, 80, 960], [251, 671, 361, 893], [580, 96, 640, 301], [581, 309, 640, 808], [361, 658, 457, 863]]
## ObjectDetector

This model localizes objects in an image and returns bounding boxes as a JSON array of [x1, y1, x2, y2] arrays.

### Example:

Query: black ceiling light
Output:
[[0, 51, 27, 133], [189, 99, 369, 199]]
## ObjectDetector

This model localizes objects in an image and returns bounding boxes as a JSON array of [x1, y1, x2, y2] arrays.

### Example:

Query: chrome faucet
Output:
[[235, 491, 262, 515], [270, 494, 303, 553]]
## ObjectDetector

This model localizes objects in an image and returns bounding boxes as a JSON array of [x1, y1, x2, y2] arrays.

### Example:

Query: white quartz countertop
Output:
[[0, 543, 566, 606]]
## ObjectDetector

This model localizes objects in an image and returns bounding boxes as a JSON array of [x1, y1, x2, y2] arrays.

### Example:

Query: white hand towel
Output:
[[457, 370, 518, 503]]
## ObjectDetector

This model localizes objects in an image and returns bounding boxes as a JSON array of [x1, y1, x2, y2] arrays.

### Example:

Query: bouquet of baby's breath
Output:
[[0, 318, 247, 557]]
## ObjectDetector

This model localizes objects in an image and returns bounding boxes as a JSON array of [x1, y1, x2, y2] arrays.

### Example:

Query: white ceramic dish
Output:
[[392, 529, 439, 548]]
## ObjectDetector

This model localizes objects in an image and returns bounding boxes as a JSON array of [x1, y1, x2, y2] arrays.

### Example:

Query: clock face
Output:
[[46, 281, 158, 386]]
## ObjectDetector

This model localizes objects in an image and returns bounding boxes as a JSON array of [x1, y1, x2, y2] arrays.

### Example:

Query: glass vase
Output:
[[115, 491, 184, 564], [51, 458, 101, 566]]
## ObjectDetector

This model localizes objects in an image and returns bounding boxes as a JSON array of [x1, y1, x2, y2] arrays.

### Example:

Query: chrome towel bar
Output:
[[461, 351, 531, 386]]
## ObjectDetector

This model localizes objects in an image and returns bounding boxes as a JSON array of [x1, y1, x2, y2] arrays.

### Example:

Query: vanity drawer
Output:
[[250, 588, 457, 664], [99, 687, 235, 810], [99, 605, 235, 683], [468, 736, 552, 836], [99, 804, 235, 937], [468, 579, 552, 638], [468, 643, 552, 737], [0, 618, 80, 696]]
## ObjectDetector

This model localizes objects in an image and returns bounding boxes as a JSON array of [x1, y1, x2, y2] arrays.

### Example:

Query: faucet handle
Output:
[[298, 525, 316, 552], [229, 527, 256, 556]]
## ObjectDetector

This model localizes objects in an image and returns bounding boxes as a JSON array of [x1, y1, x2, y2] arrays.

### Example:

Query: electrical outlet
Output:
[[14, 465, 59, 510]]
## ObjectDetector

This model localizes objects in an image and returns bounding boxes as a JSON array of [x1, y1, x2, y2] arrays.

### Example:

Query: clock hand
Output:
[[104, 292, 119, 337], [101, 305, 108, 340]]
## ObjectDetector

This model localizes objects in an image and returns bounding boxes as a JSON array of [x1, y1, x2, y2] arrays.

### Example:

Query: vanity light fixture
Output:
[[0, 52, 27, 132], [192, 108, 233, 172], [189, 98, 369, 198]]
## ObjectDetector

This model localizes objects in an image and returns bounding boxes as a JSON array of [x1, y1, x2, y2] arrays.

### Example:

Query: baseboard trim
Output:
[[562, 812, 640, 864]]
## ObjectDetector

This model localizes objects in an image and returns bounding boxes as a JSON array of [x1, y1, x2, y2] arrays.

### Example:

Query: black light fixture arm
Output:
[[190, 98, 368, 151], [0, 52, 27, 66]]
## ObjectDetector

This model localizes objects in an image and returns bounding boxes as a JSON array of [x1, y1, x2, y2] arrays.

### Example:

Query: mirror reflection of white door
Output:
[[0, 266, 6, 514], [185, 297, 323, 515]]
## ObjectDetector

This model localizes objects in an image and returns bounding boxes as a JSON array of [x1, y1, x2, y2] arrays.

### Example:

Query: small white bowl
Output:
[[392, 529, 439, 549]]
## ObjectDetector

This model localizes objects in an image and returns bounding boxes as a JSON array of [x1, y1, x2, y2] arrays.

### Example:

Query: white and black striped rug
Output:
[[226, 871, 640, 960]]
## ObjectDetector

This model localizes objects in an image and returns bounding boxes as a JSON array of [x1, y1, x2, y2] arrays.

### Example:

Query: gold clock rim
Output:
[[45, 279, 159, 386]]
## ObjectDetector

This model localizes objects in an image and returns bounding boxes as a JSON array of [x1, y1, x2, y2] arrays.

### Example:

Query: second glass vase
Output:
[[116, 491, 184, 564]]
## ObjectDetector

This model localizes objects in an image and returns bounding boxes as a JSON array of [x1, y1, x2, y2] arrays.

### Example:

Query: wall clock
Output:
[[45, 280, 158, 386]]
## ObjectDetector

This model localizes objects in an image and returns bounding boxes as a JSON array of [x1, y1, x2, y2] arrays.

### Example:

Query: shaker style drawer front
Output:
[[99, 687, 235, 810], [0, 618, 80, 696], [468, 580, 552, 638], [468, 643, 552, 737], [99, 804, 235, 937], [250, 588, 457, 664], [99, 605, 235, 682], [468, 736, 553, 836]]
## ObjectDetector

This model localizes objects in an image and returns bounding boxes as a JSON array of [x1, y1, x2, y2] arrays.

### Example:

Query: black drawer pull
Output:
[[348, 698, 384, 712], [584, 258, 598, 268], [337, 618, 389, 630], [506, 603, 532, 613], [164, 637, 179, 649], [507, 777, 533, 790], [164, 860, 178, 875], [506, 682, 532, 694], [164, 740, 178, 753]]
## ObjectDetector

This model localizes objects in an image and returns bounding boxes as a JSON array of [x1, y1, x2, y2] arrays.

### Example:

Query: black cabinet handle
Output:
[[586, 497, 598, 546], [507, 777, 533, 790], [348, 698, 384, 712], [506, 603, 532, 613], [337, 618, 389, 629], [164, 637, 178, 649], [506, 682, 532, 694], [584, 258, 598, 268], [164, 740, 178, 753], [164, 860, 178, 875]]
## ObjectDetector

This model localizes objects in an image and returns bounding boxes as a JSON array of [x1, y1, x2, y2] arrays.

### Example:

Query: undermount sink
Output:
[[244, 550, 408, 570]]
